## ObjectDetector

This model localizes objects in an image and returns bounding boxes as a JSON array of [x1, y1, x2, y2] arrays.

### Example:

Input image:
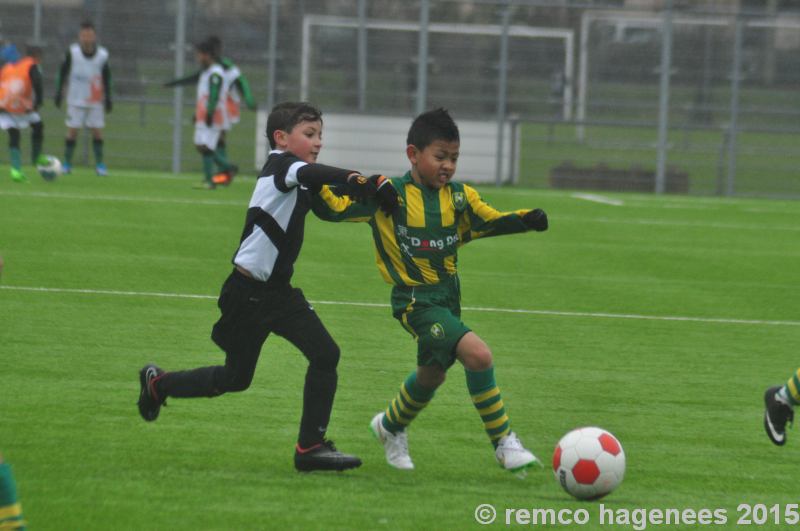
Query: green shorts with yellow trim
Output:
[[390, 275, 471, 369]]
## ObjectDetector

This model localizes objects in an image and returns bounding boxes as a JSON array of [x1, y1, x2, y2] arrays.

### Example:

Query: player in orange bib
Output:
[[0, 45, 45, 183]]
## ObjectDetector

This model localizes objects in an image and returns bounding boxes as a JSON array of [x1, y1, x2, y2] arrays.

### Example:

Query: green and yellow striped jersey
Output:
[[311, 172, 532, 287]]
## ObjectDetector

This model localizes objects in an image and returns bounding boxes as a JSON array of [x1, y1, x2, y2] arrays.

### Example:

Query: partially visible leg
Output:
[[274, 288, 361, 471], [211, 133, 237, 186], [457, 332, 510, 446], [381, 367, 440, 434], [197, 145, 216, 188], [764, 368, 798, 445], [0, 452, 26, 530], [371, 365, 441, 470], [91, 128, 106, 175], [30, 121, 44, 165], [63, 126, 78, 173], [273, 290, 341, 449], [137, 273, 267, 421], [457, 332, 538, 473], [7, 128, 25, 182]]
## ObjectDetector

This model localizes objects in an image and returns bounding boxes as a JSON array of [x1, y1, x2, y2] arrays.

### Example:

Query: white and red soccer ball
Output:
[[553, 427, 625, 500]]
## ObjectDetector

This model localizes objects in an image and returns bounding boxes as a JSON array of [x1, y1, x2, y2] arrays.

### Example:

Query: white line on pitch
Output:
[[571, 193, 624, 206], [0, 190, 243, 207], [2, 284, 798, 327]]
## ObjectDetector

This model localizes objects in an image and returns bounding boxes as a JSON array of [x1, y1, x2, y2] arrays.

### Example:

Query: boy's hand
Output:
[[523, 208, 548, 232], [371, 175, 399, 215], [345, 173, 377, 202]]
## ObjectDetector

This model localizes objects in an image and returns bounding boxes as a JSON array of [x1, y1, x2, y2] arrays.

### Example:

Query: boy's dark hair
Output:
[[80, 20, 95, 31], [25, 44, 42, 58], [406, 107, 459, 150], [207, 35, 222, 58], [266, 102, 323, 150], [195, 38, 215, 55]]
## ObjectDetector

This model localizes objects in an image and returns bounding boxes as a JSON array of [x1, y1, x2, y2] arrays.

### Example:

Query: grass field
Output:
[[1, 167, 799, 530]]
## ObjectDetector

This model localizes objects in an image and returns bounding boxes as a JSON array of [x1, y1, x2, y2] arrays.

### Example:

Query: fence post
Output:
[[357, 0, 367, 112], [415, 0, 430, 116], [725, 14, 744, 197], [33, 0, 42, 44], [495, 3, 512, 187], [267, 0, 278, 112], [655, 0, 674, 194], [171, 0, 186, 174]]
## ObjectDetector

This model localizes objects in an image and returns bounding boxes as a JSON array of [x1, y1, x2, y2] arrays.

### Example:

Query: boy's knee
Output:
[[223, 373, 253, 393], [31, 122, 43, 137], [459, 345, 493, 371], [218, 366, 256, 393], [312, 341, 340, 373]]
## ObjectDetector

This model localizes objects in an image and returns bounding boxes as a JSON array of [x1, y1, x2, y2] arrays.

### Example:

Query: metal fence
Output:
[[2, 0, 798, 197]]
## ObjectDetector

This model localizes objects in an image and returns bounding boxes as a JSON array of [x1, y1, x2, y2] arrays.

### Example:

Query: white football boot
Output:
[[370, 412, 414, 470], [495, 431, 540, 477]]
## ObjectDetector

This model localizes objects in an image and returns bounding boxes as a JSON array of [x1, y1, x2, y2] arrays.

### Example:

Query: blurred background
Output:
[[1, 0, 798, 197]]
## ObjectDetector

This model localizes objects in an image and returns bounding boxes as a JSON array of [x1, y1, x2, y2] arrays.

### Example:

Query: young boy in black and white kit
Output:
[[137, 101, 398, 472]]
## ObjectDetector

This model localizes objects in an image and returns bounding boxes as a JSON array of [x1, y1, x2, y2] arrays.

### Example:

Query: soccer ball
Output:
[[552, 427, 625, 500], [37, 155, 62, 181]]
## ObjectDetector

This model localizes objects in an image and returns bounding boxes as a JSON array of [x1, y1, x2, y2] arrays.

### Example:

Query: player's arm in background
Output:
[[102, 60, 112, 112], [54, 50, 71, 108], [233, 75, 256, 110], [29, 62, 43, 110], [458, 184, 547, 245], [219, 57, 256, 111], [163, 71, 201, 88]]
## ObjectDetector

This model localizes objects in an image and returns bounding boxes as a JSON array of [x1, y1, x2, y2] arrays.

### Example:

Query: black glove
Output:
[[371, 174, 399, 215], [54, 93, 61, 108], [345, 173, 377, 202], [523, 208, 548, 232], [105, 99, 113, 113]]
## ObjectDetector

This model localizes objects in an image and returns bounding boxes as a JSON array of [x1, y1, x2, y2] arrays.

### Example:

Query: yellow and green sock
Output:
[[381, 371, 435, 434], [466, 367, 510, 447], [0, 462, 25, 530]]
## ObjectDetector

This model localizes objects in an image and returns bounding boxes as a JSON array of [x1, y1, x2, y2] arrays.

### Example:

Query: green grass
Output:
[[1, 168, 799, 529]]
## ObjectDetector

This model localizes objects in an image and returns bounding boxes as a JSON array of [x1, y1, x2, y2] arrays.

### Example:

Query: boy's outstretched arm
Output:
[[163, 71, 201, 88], [459, 185, 548, 245], [311, 184, 378, 223]]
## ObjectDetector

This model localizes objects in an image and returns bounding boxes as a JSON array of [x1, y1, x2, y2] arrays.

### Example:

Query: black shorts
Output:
[[211, 269, 335, 366]]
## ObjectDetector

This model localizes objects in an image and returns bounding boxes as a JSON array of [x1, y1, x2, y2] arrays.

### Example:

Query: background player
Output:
[[0, 44, 45, 183], [137, 101, 397, 472], [312, 108, 548, 474], [164, 36, 253, 187], [54, 20, 112, 176], [764, 371, 798, 445], [185, 38, 237, 190]]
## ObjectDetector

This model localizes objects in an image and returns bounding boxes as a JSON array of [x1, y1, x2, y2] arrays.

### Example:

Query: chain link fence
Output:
[[2, 0, 798, 197]]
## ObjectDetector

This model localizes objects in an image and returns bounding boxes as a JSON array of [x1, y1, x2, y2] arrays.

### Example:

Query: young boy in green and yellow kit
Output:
[[312, 108, 549, 473]]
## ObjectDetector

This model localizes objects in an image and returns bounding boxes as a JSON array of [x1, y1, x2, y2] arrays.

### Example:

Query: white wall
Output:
[[255, 112, 518, 184]]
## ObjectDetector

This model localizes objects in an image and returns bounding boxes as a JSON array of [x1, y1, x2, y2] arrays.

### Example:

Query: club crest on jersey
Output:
[[452, 191, 467, 212], [430, 323, 445, 340]]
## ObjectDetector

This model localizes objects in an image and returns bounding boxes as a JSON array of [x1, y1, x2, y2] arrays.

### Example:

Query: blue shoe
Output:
[[62, 162, 72, 175], [95, 163, 108, 176]]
